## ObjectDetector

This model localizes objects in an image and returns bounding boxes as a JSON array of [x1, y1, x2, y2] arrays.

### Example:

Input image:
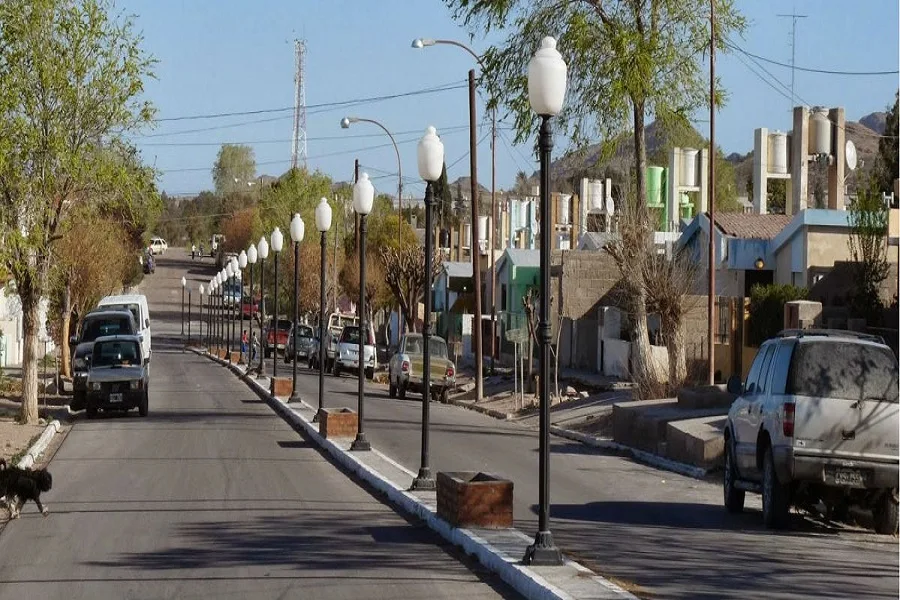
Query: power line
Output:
[[151, 80, 466, 123], [731, 41, 898, 76]]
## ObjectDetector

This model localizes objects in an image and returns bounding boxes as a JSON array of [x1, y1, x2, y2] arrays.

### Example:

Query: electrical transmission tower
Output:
[[291, 39, 308, 170], [777, 10, 807, 113]]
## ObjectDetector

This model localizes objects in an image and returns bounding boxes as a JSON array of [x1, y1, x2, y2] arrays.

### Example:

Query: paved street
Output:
[[0, 250, 515, 600]]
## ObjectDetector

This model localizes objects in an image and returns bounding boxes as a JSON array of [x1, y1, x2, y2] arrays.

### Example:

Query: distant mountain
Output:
[[860, 111, 887, 135]]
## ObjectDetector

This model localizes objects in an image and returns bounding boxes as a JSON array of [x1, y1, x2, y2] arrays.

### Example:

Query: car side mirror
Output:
[[69, 336, 77, 345], [143, 358, 150, 366], [145, 319, 150, 328], [726, 375, 742, 396]]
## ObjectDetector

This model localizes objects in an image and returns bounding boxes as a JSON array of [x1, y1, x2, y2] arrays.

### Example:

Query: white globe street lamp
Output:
[[289, 214, 305, 402], [350, 173, 375, 452], [314, 197, 333, 419], [270, 227, 284, 384]]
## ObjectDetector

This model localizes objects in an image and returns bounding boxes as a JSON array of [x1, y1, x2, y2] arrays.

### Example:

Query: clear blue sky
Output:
[[120, 0, 899, 198]]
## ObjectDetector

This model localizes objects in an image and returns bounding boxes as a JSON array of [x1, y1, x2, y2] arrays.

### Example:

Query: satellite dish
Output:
[[605, 196, 615, 216], [845, 140, 858, 172]]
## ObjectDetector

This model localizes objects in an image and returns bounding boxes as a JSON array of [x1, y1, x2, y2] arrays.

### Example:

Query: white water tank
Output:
[[681, 148, 699, 187], [477, 216, 489, 241], [558, 194, 570, 224], [589, 180, 604, 211], [810, 107, 832, 156], [770, 130, 788, 174], [463, 223, 471, 248], [518, 200, 527, 229]]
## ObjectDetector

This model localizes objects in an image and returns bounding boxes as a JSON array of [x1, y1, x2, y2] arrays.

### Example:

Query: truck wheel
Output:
[[86, 401, 97, 419], [139, 391, 149, 417], [398, 382, 407, 400], [873, 489, 899, 535], [365, 367, 374, 380], [723, 438, 745, 513], [762, 445, 790, 529]]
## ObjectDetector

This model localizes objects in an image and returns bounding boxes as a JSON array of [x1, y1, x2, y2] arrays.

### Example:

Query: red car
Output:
[[240, 296, 259, 320], [264, 318, 292, 358]]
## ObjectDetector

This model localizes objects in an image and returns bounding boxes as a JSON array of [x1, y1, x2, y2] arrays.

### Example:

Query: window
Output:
[[744, 343, 772, 395], [716, 298, 730, 344], [81, 317, 133, 342], [787, 341, 899, 403], [501, 284, 507, 311], [769, 341, 795, 395], [755, 344, 777, 395], [93, 340, 140, 367]]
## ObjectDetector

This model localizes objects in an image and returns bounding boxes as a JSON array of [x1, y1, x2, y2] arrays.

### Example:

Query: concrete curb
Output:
[[189, 347, 637, 600], [447, 397, 514, 420], [16, 420, 61, 469], [550, 426, 709, 480]]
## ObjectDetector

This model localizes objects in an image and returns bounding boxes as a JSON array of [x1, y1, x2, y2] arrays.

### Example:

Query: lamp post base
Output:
[[523, 531, 564, 566], [311, 410, 320, 423], [350, 433, 371, 452], [288, 390, 302, 403], [410, 468, 436, 491]]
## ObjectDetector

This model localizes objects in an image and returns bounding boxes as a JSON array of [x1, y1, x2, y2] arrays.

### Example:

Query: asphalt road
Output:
[[255, 286, 899, 594], [0, 249, 516, 600]]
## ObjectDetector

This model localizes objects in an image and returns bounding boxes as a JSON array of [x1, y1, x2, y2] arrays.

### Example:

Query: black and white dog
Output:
[[0, 458, 53, 518]]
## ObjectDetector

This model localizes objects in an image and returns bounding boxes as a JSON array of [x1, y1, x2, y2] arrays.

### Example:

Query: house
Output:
[[495, 248, 540, 352], [679, 208, 900, 298], [433, 261, 473, 342], [0, 284, 55, 367]]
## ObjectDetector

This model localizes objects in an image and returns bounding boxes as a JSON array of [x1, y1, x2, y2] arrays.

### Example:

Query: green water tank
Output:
[[647, 166, 665, 207]]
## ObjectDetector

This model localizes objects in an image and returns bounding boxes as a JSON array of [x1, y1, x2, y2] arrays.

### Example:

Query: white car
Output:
[[148, 237, 168, 255], [97, 294, 152, 365], [333, 324, 376, 380]]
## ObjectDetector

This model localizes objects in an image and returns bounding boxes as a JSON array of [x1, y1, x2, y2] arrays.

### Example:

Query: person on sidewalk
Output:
[[250, 331, 259, 363], [241, 330, 249, 364], [191, 244, 196, 260]]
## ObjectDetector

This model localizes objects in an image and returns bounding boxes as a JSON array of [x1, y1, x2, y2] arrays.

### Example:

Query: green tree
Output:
[[848, 178, 890, 325], [431, 163, 458, 229], [875, 91, 899, 195], [747, 284, 808, 347], [0, 0, 156, 423], [448, 0, 746, 386], [212, 144, 256, 196]]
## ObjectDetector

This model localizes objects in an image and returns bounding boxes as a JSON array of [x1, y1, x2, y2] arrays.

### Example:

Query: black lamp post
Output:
[[238, 250, 248, 364], [523, 36, 567, 567], [314, 197, 332, 422], [180, 276, 186, 347], [187, 288, 192, 346], [199, 284, 205, 349], [257, 236, 269, 378], [411, 126, 444, 490], [289, 214, 306, 402], [226, 262, 235, 362], [350, 172, 374, 452], [247, 243, 258, 368], [270, 227, 284, 384]]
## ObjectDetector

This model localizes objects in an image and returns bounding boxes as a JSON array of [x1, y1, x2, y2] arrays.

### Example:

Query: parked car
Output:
[[308, 326, 340, 372], [84, 334, 150, 418], [240, 296, 259, 320], [723, 329, 899, 534], [148, 237, 167, 255], [388, 333, 456, 402], [333, 324, 376, 380], [70, 309, 138, 411], [221, 280, 242, 307], [97, 294, 151, 364], [264, 318, 293, 358], [284, 323, 316, 364]]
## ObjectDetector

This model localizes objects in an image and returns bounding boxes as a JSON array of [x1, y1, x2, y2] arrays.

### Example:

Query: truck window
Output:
[[768, 341, 795, 395], [745, 343, 772, 395], [787, 341, 900, 403], [755, 344, 777, 395]]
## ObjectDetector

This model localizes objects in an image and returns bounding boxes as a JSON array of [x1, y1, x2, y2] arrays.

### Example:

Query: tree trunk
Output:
[[629, 100, 659, 387], [666, 315, 687, 388], [20, 288, 41, 424], [60, 278, 72, 379]]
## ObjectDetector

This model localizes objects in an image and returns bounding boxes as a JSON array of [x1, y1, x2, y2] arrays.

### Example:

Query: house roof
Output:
[[710, 213, 792, 240], [578, 232, 612, 251], [443, 261, 472, 279], [503, 248, 540, 268]]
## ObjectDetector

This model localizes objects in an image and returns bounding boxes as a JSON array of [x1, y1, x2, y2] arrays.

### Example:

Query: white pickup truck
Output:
[[723, 329, 899, 533]]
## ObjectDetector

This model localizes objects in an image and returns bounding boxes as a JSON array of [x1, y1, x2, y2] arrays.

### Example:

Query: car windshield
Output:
[[269, 320, 292, 331], [340, 326, 374, 345], [788, 341, 899, 403], [103, 304, 140, 326], [92, 340, 141, 367], [81, 317, 133, 342], [295, 325, 314, 338], [403, 337, 448, 357]]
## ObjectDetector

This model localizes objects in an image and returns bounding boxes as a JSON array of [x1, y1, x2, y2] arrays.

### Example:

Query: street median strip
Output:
[[190, 347, 638, 600], [16, 420, 61, 469]]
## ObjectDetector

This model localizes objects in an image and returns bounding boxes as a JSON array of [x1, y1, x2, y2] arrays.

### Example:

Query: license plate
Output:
[[109, 393, 123, 403], [834, 469, 864, 487]]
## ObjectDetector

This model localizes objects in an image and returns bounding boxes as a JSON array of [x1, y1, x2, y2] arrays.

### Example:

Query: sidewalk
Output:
[[193, 346, 638, 600]]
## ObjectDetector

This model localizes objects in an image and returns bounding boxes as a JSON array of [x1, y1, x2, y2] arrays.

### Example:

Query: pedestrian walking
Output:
[[250, 331, 259, 362], [191, 244, 196, 260], [241, 329, 249, 364]]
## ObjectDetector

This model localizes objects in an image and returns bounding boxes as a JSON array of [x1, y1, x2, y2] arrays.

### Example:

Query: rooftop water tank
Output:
[[589, 179, 604, 211], [810, 107, 832, 156], [770, 130, 788, 174], [558, 194, 571, 224], [518, 200, 527, 229], [646, 166, 665, 206], [463, 223, 471, 247], [681, 148, 699, 187], [477, 216, 489, 241]]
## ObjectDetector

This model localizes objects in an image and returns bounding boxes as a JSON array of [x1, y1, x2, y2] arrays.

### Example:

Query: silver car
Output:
[[85, 335, 150, 418], [333, 324, 376, 380], [723, 329, 899, 533]]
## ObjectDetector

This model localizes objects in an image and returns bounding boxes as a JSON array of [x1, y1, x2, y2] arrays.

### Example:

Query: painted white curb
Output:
[[190, 348, 637, 600], [16, 420, 61, 469], [550, 425, 708, 480]]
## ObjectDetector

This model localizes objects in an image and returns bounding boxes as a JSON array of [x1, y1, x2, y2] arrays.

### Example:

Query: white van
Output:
[[149, 237, 168, 255], [97, 294, 151, 362]]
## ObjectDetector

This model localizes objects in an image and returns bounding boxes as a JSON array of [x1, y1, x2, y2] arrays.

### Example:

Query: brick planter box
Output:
[[216, 348, 228, 360], [318, 408, 358, 439], [437, 471, 513, 529], [228, 351, 241, 364], [270, 376, 292, 397]]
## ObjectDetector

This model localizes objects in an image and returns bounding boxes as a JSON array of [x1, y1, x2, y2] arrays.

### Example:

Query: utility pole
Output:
[[708, 0, 717, 386], [291, 40, 308, 170], [777, 10, 807, 113]]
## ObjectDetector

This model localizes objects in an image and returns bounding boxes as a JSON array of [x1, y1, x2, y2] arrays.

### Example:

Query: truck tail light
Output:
[[446, 366, 454, 378], [401, 360, 410, 372], [783, 402, 795, 437]]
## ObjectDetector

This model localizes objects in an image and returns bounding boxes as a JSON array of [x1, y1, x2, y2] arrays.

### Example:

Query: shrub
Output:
[[747, 283, 808, 346]]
